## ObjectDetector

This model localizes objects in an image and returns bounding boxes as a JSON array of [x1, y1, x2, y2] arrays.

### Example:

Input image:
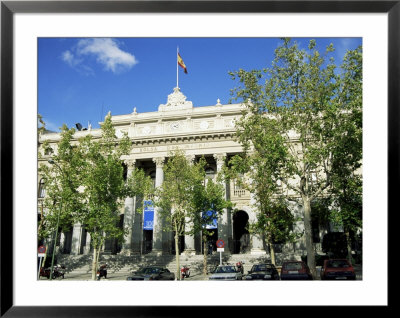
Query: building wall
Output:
[[38, 88, 323, 259]]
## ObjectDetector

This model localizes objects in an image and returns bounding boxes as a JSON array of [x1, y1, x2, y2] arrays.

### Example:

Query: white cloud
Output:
[[61, 50, 75, 66], [77, 38, 138, 73], [61, 38, 137, 74]]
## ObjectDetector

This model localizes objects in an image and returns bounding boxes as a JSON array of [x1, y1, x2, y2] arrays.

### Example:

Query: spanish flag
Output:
[[178, 53, 188, 74]]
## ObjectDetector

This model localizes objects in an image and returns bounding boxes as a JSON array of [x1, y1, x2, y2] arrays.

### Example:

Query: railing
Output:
[[230, 181, 249, 199], [233, 188, 246, 197]]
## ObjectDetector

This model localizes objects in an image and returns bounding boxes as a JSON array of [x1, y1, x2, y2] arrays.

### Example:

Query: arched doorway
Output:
[[233, 210, 249, 254]]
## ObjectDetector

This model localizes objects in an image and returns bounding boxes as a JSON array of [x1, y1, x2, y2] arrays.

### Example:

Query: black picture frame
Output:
[[1, 1, 396, 316]]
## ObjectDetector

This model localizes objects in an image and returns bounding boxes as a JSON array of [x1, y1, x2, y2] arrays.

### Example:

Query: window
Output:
[[233, 173, 246, 197], [38, 179, 46, 198], [149, 171, 156, 188], [44, 147, 53, 156], [205, 167, 215, 179]]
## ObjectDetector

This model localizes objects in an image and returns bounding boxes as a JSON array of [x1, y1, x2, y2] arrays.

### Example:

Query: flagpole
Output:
[[177, 46, 179, 88]]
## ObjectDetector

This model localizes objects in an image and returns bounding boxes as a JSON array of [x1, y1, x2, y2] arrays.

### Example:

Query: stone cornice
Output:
[[132, 130, 236, 146], [109, 103, 244, 126]]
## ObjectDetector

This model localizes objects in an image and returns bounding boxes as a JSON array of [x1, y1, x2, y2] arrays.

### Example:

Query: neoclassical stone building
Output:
[[38, 87, 315, 259]]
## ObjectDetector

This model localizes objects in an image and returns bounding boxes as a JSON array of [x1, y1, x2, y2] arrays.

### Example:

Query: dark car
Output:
[[127, 266, 175, 281], [244, 263, 280, 280], [280, 261, 313, 280], [320, 259, 355, 280]]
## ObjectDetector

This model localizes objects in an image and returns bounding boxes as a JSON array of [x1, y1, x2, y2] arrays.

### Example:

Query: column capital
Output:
[[124, 158, 136, 168], [185, 154, 196, 163], [153, 157, 165, 167], [213, 153, 226, 164]]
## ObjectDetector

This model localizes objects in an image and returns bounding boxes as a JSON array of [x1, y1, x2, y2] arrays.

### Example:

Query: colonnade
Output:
[[62, 153, 268, 256], [116, 153, 268, 256]]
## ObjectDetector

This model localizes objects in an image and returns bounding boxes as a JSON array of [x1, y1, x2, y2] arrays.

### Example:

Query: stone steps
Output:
[[57, 252, 275, 277]]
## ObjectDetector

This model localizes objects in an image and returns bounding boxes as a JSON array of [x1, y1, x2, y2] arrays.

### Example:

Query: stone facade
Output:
[[38, 87, 315, 260]]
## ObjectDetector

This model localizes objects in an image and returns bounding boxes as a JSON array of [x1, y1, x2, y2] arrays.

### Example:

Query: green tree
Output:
[[38, 125, 84, 243], [226, 153, 299, 265], [154, 151, 231, 279], [191, 169, 232, 275], [229, 38, 362, 277], [38, 124, 85, 275], [77, 113, 152, 280], [329, 174, 362, 262], [153, 151, 204, 280], [329, 48, 363, 262], [39, 113, 153, 280]]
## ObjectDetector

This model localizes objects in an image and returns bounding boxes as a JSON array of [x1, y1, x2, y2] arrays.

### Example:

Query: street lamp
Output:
[[48, 159, 62, 280]]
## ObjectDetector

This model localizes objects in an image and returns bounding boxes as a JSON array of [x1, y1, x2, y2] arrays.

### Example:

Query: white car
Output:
[[209, 265, 242, 280]]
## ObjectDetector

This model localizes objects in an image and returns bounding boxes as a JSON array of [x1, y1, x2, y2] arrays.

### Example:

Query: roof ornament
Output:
[[158, 87, 193, 112]]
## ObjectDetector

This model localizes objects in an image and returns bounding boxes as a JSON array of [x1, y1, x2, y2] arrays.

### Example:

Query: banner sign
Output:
[[143, 200, 154, 230], [202, 210, 218, 229]]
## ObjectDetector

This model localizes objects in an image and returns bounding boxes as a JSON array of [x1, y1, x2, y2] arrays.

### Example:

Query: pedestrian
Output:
[[208, 241, 213, 255]]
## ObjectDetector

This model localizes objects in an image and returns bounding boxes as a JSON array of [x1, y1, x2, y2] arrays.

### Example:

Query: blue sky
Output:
[[38, 37, 362, 131]]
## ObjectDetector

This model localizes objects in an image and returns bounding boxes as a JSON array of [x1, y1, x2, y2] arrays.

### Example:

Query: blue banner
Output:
[[143, 200, 154, 230], [202, 210, 218, 229]]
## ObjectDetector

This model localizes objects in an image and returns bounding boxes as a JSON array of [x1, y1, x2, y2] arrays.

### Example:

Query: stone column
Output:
[[214, 153, 230, 253], [183, 215, 196, 255], [84, 232, 91, 255], [249, 186, 266, 255], [59, 232, 65, 254], [183, 154, 196, 255], [71, 223, 83, 255], [152, 157, 165, 255], [121, 159, 137, 255]]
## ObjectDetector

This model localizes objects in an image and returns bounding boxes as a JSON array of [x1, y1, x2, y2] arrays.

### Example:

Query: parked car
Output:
[[127, 266, 175, 281], [244, 263, 280, 280], [209, 265, 243, 280], [280, 261, 313, 280], [320, 259, 355, 280]]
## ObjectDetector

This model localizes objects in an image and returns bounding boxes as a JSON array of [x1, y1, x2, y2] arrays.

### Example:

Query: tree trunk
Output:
[[175, 233, 180, 280], [345, 230, 352, 263], [203, 235, 208, 275], [269, 243, 276, 266], [91, 247, 97, 280], [303, 197, 316, 278], [37, 203, 44, 244], [96, 246, 101, 266]]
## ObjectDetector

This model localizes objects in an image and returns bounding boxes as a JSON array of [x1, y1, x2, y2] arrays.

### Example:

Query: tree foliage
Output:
[[229, 38, 362, 276], [154, 150, 231, 278], [38, 113, 153, 279]]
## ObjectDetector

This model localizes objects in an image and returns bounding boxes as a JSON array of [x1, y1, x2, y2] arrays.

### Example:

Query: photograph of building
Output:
[[37, 37, 362, 280]]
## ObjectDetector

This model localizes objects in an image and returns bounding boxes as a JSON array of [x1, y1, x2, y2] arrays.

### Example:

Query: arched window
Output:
[[38, 178, 46, 198]]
